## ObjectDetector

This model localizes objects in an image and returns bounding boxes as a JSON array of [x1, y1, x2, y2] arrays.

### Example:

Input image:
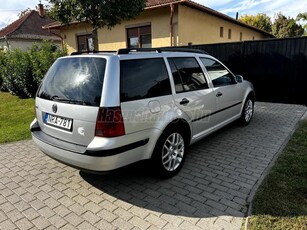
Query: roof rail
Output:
[[117, 47, 208, 55], [160, 48, 208, 54], [70, 50, 116, 55], [117, 48, 161, 54]]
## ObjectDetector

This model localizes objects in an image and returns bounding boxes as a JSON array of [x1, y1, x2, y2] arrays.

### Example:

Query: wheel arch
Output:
[[161, 118, 192, 146]]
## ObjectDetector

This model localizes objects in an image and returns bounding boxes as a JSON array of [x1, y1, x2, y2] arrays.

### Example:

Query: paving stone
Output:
[[0, 102, 305, 230]]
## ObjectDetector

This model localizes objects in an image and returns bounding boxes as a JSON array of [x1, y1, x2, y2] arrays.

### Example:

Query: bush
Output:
[[30, 42, 67, 87], [0, 41, 67, 98], [0, 51, 6, 91], [1, 49, 34, 98]]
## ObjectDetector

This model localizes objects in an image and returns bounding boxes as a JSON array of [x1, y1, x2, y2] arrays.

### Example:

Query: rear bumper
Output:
[[30, 119, 154, 172]]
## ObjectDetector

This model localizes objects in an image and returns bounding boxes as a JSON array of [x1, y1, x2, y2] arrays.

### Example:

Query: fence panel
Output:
[[182, 37, 307, 105]]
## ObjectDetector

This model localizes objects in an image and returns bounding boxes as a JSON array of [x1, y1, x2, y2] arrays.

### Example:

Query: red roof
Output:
[[0, 10, 61, 41]]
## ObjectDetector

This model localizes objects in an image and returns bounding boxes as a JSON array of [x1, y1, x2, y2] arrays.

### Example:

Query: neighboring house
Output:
[[44, 0, 273, 54], [0, 4, 61, 51]]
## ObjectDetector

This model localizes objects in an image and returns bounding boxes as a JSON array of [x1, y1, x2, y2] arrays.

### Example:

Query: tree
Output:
[[18, 8, 32, 17], [239, 13, 272, 33], [272, 13, 304, 38], [296, 12, 307, 35], [48, 0, 147, 51]]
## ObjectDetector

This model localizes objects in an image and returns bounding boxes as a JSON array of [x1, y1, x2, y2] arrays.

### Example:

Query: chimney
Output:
[[236, 12, 239, 20], [38, 3, 44, 17]]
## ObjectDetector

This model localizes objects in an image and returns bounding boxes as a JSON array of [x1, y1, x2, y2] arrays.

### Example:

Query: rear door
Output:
[[167, 57, 216, 138], [200, 57, 244, 125], [35, 56, 107, 146]]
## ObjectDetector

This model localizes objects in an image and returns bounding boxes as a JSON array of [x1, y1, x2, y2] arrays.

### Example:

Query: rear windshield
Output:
[[37, 57, 106, 106]]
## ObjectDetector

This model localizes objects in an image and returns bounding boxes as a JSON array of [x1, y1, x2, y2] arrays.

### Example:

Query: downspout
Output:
[[0, 36, 10, 51], [170, 4, 174, 47], [48, 28, 65, 51]]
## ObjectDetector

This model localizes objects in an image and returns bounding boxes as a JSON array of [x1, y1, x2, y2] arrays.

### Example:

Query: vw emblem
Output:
[[52, 104, 58, 113]]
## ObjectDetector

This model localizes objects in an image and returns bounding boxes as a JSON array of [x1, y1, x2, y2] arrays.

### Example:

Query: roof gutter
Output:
[[145, 0, 185, 10]]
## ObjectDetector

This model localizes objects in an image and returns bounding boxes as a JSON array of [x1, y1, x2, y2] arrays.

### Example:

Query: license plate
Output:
[[44, 113, 73, 131]]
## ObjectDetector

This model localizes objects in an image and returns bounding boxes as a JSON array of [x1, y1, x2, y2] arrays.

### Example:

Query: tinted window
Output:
[[200, 58, 234, 87], [168, 57, 208, 93], [120, 58, 171, 102], [37, 57, 106, 106]]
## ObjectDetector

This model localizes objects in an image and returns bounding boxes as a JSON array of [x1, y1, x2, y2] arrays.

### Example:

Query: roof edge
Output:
[[43, 0, 273, 37]]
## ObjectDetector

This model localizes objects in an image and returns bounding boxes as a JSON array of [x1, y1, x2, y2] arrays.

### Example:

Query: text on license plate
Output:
[[44, 114, 73, 131]]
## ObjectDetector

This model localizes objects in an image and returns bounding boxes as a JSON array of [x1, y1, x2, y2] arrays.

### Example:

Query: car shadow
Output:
[[79, 103, 304, 218]]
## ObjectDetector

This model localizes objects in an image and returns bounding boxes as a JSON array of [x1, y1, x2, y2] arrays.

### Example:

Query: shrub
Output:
[[0, 41, 67, 98], [0, 51, 6, 91], [30, 42, 67, 87], [1, 48, 34, 98]]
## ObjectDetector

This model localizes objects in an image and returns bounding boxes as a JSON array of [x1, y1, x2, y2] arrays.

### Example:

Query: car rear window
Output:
[[37, 57, 106, 106], [120, 58, 171, 102]]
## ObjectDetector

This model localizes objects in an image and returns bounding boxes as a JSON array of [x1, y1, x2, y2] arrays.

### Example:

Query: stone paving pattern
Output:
[[0, 102, 306, 230]]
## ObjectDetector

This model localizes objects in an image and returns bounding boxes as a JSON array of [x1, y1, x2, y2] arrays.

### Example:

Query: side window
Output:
[[200, 58, 234, 87], [120, 58, 171, 102], [168, 57, 208, 93]]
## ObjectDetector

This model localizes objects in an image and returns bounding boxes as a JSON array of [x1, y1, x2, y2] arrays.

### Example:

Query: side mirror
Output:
[[236, 75, 243, 83]]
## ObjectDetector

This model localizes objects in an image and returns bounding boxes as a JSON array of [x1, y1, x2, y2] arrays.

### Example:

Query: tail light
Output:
[[95, 107, 125, 137]]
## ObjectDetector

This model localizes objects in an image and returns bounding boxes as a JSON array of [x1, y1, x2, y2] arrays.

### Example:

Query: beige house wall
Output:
[[98, 6, 178, 51], [177, 5, 267, 46], [61, 23, 93, 54], [60, 4, 269, 54], [0, 39, 61, 51]]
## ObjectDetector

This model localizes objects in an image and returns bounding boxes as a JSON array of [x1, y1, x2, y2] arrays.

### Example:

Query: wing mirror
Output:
[[236, 75, 244, 83]]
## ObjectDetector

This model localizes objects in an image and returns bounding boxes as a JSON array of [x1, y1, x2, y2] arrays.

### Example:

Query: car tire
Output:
[[239, 97, 254, 126], [151, 126, 187, 178]]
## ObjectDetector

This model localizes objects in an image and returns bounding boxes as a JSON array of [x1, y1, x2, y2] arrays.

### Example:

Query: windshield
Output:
[[37, 57, 106, 106]]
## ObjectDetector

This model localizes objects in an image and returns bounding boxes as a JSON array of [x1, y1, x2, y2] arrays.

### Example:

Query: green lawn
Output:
[[248, 120, 307, 230], [0, 92, 35, 143]]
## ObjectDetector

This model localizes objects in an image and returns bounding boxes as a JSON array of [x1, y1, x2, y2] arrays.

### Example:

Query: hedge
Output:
[[0, 41, 67, 98]]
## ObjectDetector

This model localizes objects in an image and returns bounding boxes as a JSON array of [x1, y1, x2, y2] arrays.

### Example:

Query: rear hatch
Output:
[[35, 56, 106, 146]]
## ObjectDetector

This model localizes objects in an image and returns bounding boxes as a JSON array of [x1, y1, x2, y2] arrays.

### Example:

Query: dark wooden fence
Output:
[[183, 37, 307, 105]]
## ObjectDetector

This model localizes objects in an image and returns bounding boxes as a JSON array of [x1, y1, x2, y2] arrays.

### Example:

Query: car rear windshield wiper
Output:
[[51, 95, 92, 105]]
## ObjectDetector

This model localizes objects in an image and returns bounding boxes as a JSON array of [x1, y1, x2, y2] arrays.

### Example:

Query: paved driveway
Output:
[[0, 102, 306, 230]]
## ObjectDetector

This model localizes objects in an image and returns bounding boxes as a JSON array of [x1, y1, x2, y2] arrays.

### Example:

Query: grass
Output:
[[0, 92, 35, 143], [248, 120, 307, 230]]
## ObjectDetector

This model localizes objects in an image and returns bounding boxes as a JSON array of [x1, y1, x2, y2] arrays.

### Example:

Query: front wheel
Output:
[[151, 127, 187, 178], [239, 97, 254, 125]]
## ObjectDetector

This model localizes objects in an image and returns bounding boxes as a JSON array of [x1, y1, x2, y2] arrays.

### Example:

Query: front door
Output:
[[167, 57, 217, 138], [200, 57, 244, 125]]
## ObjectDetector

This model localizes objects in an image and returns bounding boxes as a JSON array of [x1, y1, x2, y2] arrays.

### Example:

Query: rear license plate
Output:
[[44, 113, 73, 131]]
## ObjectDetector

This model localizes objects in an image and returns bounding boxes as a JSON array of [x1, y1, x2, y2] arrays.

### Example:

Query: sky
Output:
[[0, 0, 306, 30]]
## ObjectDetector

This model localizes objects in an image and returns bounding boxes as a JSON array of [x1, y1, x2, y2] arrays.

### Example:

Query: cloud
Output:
[[201, 0, 307, 19], [0, 0, 49, 29]]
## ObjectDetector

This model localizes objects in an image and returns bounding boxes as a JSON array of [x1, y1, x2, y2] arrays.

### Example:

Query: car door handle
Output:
[[216, 92, 223, 97], [179, 98, 190, 105]]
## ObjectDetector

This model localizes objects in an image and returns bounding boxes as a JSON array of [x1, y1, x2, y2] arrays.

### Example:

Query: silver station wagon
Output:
[[31, 48, 255, 178]]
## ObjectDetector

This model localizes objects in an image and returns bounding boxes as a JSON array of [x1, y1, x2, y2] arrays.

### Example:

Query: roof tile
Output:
[[0, 10, 60, 40]]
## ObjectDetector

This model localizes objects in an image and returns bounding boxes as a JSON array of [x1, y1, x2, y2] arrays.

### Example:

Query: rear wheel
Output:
[[240, 97, 254, 125], [151, 127, 187, 178]]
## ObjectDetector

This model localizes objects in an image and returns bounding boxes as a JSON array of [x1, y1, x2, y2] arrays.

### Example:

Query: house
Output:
[[43, 0, 272, 54], [0, 4, 61, 51]]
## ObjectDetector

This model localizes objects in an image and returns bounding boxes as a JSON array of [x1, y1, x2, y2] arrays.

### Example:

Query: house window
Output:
[[240, 32, 243, 41], [220, 27, 224, 38], [77, 34, 93, 52], [127, 25, 151, 48], [228, 29, 232, 39]]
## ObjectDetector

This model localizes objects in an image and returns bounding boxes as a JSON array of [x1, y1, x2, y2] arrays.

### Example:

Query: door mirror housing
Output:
[[236, 75, 244, 83]]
